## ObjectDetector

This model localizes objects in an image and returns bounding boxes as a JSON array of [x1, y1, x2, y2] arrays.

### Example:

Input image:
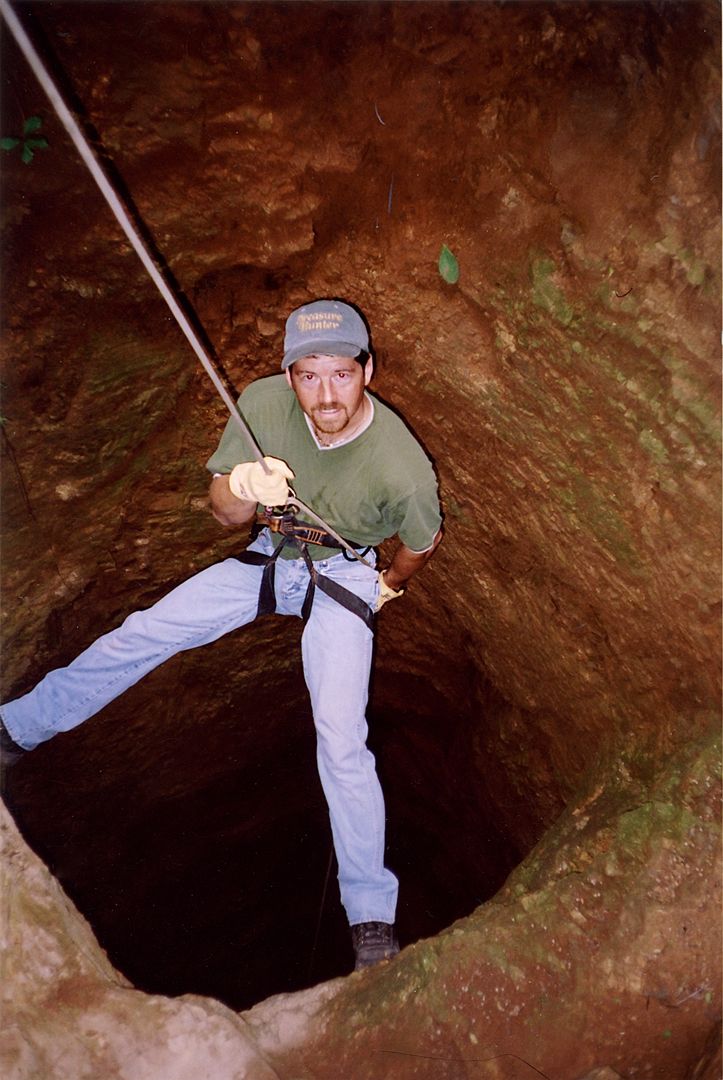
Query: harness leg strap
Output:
[[233, 543, 286, 617], [299, 546, 375, 632], [314, 574, 375, 632]]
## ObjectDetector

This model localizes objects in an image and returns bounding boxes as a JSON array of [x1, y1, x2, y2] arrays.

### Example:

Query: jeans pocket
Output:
[[323, 556, 378, 604]]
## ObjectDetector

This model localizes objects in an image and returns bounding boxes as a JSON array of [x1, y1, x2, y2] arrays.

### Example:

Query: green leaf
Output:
[[0, 136, 20, 151], [23, 115, 43, 135], [438, 244, 460, 285], [25, 137, 48, 150], [21, 143, 34, 164]]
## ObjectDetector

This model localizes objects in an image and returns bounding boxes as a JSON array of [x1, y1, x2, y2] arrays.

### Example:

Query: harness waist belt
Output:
[[256, 510, 368, 551]]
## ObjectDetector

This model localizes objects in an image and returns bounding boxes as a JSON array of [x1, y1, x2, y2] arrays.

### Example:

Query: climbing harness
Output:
[[236, 532, 375, 632], [0, 0, 374, 575], [238, 510, 376, 628]]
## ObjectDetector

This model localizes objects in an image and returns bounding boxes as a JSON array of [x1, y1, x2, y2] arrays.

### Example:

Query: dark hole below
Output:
[[7, 667, 523, 1012]]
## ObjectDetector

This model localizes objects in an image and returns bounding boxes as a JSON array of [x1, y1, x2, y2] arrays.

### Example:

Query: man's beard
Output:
[[310, 404, 349, 435]]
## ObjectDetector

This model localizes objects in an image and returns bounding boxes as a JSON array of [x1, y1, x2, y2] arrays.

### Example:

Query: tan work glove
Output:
[[376, 570, 405, 611], [228, 457, 294, 505]]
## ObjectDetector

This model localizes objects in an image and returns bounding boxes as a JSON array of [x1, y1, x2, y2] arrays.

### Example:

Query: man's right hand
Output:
[[228, 456, 294, 506]]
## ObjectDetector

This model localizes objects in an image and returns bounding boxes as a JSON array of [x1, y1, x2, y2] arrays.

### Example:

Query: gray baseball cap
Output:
[[282, 299, 369, 370]]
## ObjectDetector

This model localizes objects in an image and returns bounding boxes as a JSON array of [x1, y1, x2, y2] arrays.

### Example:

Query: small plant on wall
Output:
[[438, 244, 459, 285], [1, 115, 49, 164]]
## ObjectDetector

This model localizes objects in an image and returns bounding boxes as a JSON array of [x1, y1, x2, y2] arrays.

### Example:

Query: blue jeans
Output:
[[1, 531, 398, 926]]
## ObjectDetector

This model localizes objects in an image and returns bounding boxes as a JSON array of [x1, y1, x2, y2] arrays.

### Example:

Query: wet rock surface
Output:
[[1, 2, 720, 1077]]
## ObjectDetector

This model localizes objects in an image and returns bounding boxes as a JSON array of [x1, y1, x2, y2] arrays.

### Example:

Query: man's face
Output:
[[286, 354, 373, 440]]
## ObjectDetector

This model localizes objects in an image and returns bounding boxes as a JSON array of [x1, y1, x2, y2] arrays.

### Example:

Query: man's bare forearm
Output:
[[383, 530, 442, 591], [209, 475, 257, 527]]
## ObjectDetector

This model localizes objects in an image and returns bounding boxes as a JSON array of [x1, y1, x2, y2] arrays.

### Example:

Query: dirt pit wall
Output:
[[1, 3, 720, 1077]]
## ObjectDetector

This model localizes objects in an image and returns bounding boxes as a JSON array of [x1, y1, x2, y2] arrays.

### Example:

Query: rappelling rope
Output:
[[307, 844, 335, 981], [0, 0, 262, 465], [0, 0, 371, 567]]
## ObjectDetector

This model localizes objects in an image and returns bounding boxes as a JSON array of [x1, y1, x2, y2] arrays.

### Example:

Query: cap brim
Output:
[[281, 340, 362, 370]]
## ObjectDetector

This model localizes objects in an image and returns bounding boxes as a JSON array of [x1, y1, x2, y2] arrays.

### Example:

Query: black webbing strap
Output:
[[298, 545, 375, 632], [234, 535, 375, 630], [234, 542, 285, 617]]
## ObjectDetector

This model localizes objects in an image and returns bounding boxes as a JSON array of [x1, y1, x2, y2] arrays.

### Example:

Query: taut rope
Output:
[[0, 0, 371, 566]]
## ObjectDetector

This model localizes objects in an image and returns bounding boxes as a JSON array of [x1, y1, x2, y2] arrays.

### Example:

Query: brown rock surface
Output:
[[1, 2, 720, 1077], [0, 801, 288, 1079]]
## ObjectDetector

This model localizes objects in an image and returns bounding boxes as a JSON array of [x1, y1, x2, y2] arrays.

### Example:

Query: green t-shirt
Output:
[[207, 374, 441, 560]]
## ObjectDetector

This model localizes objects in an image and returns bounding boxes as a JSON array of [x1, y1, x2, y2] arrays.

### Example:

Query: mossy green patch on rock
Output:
[[638, 428, 669, 465], [656, 236, 711, 289], [614, 800, 699, 852], [553, 469, 643, 570], [530, 256, 575, 327]]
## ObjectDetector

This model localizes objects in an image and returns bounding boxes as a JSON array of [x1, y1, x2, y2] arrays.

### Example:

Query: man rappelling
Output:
[[1, 298, 443, 972]]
